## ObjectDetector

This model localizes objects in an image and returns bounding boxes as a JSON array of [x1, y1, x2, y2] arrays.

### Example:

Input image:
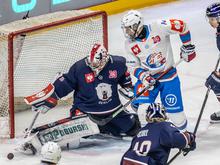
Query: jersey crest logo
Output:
[[85, 73, 94, 83], [146, 52, 165, 69], [131, 44, 141, 56], [96, 83, 112, 102], [109, 70, 117, 78]]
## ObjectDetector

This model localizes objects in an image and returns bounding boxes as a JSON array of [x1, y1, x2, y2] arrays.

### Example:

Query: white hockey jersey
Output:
[[125, 19, 191, 80]]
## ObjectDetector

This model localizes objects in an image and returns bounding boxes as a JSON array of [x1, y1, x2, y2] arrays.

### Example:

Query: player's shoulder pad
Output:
[[110, 55, 126, 65], [160, 121, 178, 130], [69, 57, 87, 71]]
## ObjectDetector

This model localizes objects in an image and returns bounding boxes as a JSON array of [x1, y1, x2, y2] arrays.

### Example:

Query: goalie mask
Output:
[[41, 142, 61, 164], [146, 103, 167, 123], [121, 10, 144, 40], [87, 43, 109, 75]]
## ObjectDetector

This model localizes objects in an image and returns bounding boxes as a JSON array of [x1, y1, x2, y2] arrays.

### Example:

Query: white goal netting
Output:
[[0, 10, 108, 138]]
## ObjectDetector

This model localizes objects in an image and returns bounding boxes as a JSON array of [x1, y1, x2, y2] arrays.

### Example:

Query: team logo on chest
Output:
[[109, 70, 117, 78], [96, 83, 112, 104], [85, 73, 95, 83]]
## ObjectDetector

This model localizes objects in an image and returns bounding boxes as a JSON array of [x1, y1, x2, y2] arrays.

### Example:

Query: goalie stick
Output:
[[89, 58, 184, 126], [167, 55, 220, 165], [15, 110, 40, 155], [31, 114, 88, 133]]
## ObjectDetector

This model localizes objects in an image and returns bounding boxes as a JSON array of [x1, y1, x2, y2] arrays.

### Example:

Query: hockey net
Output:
[[0, 10, 108, 138]]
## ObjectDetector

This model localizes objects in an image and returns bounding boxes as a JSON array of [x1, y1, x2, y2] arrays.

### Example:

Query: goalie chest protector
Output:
[[54, 55, 131, 114]]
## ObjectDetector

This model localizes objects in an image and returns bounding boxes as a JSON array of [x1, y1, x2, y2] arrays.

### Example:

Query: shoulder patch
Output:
[[170, 19, 184, 33], [131, 44, 141, 56]]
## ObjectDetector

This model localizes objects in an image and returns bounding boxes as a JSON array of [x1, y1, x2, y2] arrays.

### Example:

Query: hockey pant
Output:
[[71, 107, 141, 137], [133, 76, 187, 131]]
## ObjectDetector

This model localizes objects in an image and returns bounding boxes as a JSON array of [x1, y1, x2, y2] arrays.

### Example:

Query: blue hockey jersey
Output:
[[121, 121, 187, 165], [53, 55, 132, 114]]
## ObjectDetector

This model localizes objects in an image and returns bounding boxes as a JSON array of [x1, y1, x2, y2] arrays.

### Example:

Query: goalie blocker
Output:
[[24, 83, 58, 114]]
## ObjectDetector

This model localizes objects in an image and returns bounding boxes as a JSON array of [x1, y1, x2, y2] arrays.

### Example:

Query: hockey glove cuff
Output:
[[180, 44, 196, 62], [119, 87, 134, 100], [140, 72, 156, 90], [24, 84, 58, 114], [182, 131, 196, 153], [205, 71, 220, 94]]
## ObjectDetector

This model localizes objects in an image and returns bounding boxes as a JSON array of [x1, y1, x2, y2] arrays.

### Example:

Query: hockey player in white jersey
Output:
[[205, 2, 220, 123], [121, 10, 196, 131], [40, 142, 61, 165]]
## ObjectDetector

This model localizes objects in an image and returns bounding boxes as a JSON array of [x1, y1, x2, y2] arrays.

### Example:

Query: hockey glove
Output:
[[141, 73, 156, 90], [182, 131, 196, 153], [180, 44, 196, 62], [205, 71, 220, 96], [24, 84, 58, 114], [118, 87, 134, 100]]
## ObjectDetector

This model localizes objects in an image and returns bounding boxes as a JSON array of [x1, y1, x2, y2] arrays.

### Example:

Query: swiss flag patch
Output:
[[85, 73, 94, 83], [131, 44, 141, 56], [109, 70, 117, 78]]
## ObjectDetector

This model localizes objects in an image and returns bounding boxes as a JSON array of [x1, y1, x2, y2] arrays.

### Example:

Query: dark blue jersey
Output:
[[217, 27, 220, 51], [121, 121, 187, 165], [53, 55, 132, 114]]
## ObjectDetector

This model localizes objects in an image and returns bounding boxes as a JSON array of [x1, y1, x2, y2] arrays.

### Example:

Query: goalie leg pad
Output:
[[36, 115, 99, 147]]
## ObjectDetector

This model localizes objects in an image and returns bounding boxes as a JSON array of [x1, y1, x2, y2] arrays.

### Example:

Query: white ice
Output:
[[1, 0, 220, 164]]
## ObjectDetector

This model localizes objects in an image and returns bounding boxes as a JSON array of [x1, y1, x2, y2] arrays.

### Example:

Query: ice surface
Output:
[[1, 0, 220, 164]]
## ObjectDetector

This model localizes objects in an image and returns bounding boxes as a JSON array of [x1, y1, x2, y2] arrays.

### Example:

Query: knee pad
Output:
[[126, 114, 141, 136], [167, 111, 187, 131]]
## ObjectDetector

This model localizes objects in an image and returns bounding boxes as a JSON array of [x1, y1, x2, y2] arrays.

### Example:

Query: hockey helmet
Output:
[[146, 103, 167, 123], [41, 141, 61, 164], [206, 2, 220, 18], [121, 10, 144, 40], [87, 43, 109, 75], [206, 3, 220, 27]]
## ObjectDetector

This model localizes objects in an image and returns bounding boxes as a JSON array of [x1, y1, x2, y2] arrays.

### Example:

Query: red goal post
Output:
[[0, 10, 108, 138]]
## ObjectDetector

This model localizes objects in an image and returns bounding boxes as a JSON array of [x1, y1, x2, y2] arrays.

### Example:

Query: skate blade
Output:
[[210, 120, 220, 124]]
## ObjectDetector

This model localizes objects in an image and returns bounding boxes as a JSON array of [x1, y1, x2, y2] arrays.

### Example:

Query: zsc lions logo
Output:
[[96, 83, 112, 101]]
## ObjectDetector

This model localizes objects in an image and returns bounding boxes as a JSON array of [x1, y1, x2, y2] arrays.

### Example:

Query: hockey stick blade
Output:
[[90, 59, 184, 126]]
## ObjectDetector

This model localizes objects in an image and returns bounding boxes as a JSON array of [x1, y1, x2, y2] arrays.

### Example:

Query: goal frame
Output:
[[6, 11, 108, 138]]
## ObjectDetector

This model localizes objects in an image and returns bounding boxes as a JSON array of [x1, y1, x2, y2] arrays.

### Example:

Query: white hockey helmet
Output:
[[41, 142, 61, 164], [87, 43, 109, 75], [121, 10, 144, 40], [146, 103, 167, 123]]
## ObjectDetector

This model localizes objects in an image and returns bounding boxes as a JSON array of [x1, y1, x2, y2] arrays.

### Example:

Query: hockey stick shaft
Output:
[[24, 110, 40, 138], [90, 58, 184, 126], [167, 56, 220, 164], [194, 56, 220, 134]]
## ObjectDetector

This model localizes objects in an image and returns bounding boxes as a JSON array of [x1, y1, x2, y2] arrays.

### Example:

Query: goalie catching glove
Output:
[[180, 44, 196, 62], [24, 83, 58, 114]]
